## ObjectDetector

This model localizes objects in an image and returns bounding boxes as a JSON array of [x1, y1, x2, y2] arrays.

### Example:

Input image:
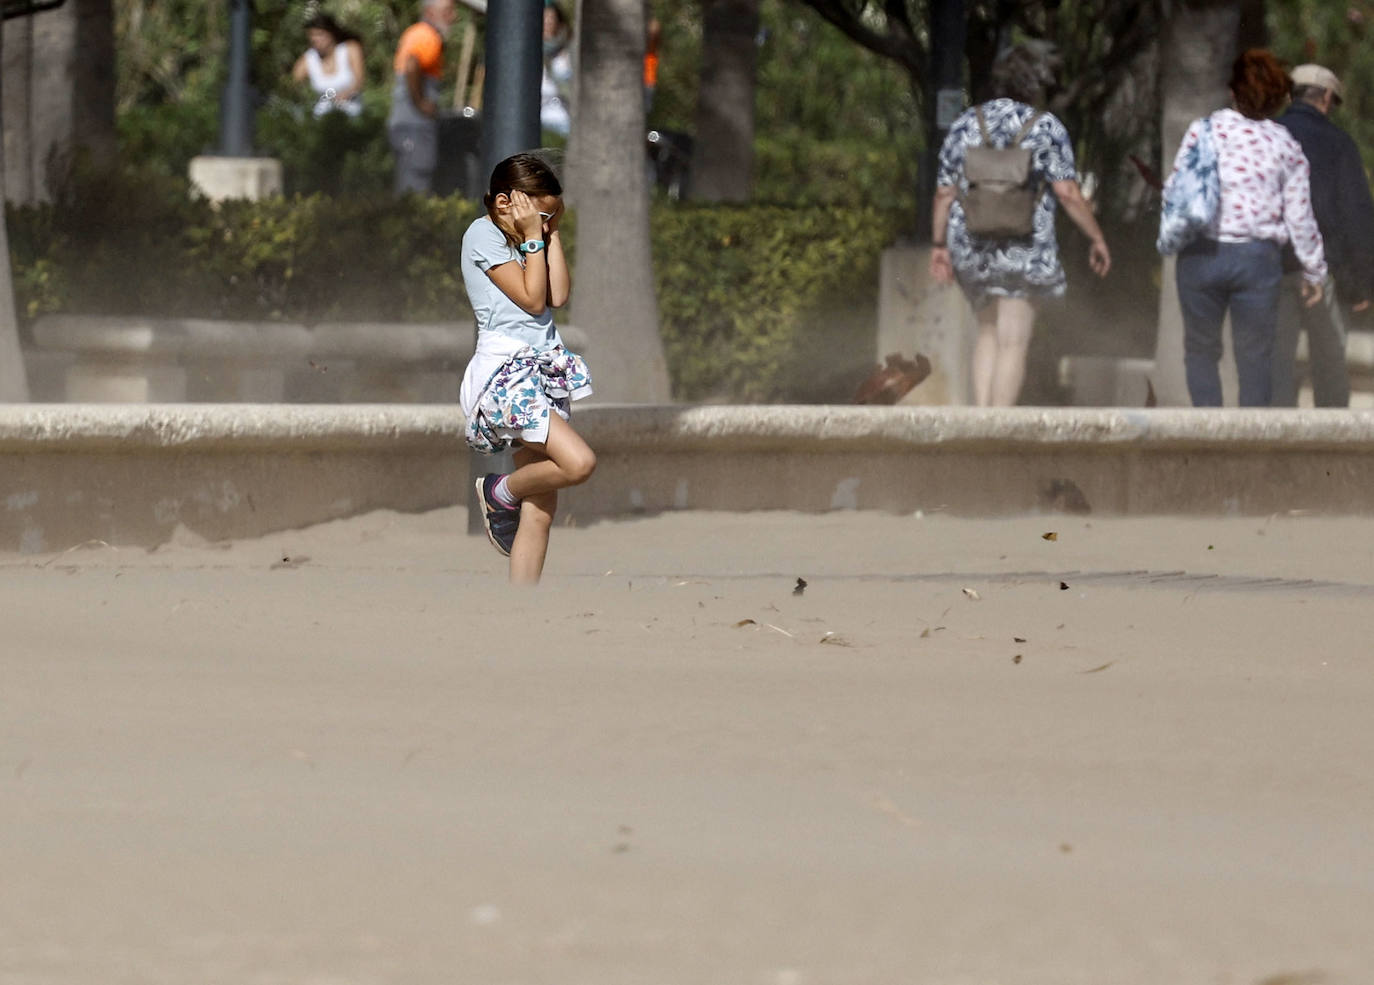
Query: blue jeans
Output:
[[1176, 239, 1282, 407]]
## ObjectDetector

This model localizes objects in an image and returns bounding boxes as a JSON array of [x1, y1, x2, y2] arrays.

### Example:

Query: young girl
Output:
[[459, 153, 595, 584]]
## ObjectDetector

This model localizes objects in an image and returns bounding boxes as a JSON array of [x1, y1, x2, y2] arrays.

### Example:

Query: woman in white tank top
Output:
[[291, 13, 365, 118]]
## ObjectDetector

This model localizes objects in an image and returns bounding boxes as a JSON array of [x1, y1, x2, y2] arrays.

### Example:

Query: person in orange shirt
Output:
[[643, 16, 661, 114], [387, 0, 458, 194]]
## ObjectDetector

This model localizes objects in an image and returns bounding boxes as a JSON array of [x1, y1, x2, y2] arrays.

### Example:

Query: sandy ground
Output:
[[3, 507, 1374, 985]]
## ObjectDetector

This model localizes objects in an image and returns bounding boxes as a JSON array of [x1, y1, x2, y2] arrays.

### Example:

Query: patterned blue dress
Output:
[[937, 98, 1079, 309]]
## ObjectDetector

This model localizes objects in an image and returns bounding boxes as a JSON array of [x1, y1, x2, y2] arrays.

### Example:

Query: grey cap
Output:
[[1291, 64, 1344, 101]]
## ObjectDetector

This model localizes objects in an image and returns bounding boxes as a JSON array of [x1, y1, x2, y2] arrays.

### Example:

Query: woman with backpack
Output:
[[929, 44, 1111, 407]]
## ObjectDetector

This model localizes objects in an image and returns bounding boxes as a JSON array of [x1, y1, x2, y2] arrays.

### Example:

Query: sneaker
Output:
[[475, 474, 520, 557]]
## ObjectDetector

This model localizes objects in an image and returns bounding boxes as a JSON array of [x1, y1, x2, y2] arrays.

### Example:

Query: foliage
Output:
[[1268, 1, 1374, 176], [9, 164, 892, 402], [653, 204, 903, 401], [256, 99, 396, 198], [783, 0, 1164, 219], [117, 99, 220, 180], [649, 0, 921, 209], [753, 136, 911, 208], [115, 0, 227, 113], [9, 160, 483, 324], [112, 0, 922, 207], [112, 0, 485, 194]]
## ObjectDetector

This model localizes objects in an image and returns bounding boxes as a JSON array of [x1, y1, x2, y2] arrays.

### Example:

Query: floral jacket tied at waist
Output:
[[464, 344, 593, 454]]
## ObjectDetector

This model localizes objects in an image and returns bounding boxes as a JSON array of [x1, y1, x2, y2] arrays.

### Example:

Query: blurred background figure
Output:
[[540, 2, 574, 137], [292, 12, 366, 118], [1271, 63, 1374, 408], [643, 15, 661, 114], [388, 0, 458, 195], [929, 43, 1111, 407], [1168, 49, 1325, 408]]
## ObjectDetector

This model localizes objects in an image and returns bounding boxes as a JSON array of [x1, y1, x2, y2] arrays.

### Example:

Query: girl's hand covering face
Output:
[[507, 190, 544, 239]]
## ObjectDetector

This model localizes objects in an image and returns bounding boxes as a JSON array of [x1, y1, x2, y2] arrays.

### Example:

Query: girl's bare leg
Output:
[[504, 413, 596, 500], [504, 415, 596, 584], [508, 475, 556, 584]]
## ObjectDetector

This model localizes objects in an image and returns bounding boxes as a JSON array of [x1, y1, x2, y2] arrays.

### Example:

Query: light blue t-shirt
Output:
[[460, 216, 559, 350]]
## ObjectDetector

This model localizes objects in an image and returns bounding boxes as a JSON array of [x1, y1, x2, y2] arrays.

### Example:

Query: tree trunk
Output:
[[1152, 0, 1244, 406], [0, 16, 31, 401], [566, 0, 670, 402], [2, 0, 116, 204], [688, 0, 759, 203]]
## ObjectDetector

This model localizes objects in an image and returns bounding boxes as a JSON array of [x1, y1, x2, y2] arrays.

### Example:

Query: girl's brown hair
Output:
[[483, 153, 563, 247], [483, 154, 562, 212], [1230, 49, 1289, 120]]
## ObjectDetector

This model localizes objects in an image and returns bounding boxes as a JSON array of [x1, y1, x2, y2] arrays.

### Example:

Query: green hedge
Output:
[[8, 172, 896, 402], [10, 168, 484, 324], [654, 204, 900, 401]]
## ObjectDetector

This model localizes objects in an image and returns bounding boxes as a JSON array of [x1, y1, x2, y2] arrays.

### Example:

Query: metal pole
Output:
[[479, 0, 544, 176], [219, 0, 255, 157], [469, 0, 544, 535], [916, 0, 965, 239]]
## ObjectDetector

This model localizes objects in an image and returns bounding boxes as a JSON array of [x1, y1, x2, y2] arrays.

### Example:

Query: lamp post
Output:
[[190, 0, 280, 200], [916, 0, 965, 239], [219, 0, 255, 157], [469, 0, 544, 535], [479, 0, 544, 177]]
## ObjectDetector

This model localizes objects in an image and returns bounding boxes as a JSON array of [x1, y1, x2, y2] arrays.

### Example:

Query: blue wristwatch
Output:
[[518, 239, 546, 255]]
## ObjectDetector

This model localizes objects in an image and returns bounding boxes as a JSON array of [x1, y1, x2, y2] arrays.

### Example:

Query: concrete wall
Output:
[[877, 245, 974, 405], [4, 404, 1374, 553], [0, 405, 463, 553], [23, 315, 590, 405]]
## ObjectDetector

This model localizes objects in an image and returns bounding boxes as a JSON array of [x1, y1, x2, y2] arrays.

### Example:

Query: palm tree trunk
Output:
[[2, 0, 115, 204], [0, 16, 32, 400], [1152, 0, 1244, 405], [688, 0, 759, 203], [566, 0, 670, 402]]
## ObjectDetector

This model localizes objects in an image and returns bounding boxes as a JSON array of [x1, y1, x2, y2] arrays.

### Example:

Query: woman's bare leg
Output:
[[971, 303, 999, 407], [989, 297, 1035, 407]]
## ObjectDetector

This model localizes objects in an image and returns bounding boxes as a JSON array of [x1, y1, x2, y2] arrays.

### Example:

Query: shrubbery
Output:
[[654, 204, 901, 401], [9, 167, 484, 324], [7, 167, 896, 402]]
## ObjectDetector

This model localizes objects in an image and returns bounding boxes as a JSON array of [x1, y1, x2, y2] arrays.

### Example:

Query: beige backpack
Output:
[[960, 106, 1044, 240]]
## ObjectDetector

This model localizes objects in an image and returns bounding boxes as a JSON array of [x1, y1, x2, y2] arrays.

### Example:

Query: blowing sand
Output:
[[3, 507, 1373, 985]]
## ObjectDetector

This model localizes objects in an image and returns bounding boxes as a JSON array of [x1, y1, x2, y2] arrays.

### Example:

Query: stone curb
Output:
[[0, 404, 463, 451], [4, 404, 1374, 452], [573, 405, 1374, 451]]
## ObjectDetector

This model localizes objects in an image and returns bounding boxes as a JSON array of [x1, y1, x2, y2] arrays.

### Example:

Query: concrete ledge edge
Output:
[[0, 405, 465, 452], [573, 405, 1374, 452], [2, 404, 1374, 454]]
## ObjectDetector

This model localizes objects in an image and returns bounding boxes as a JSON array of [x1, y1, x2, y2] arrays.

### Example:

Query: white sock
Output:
[[493, 474, 520, 510]]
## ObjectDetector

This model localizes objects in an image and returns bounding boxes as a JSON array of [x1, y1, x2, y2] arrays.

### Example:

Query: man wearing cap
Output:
[[1272, 64, 1374, 407]]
